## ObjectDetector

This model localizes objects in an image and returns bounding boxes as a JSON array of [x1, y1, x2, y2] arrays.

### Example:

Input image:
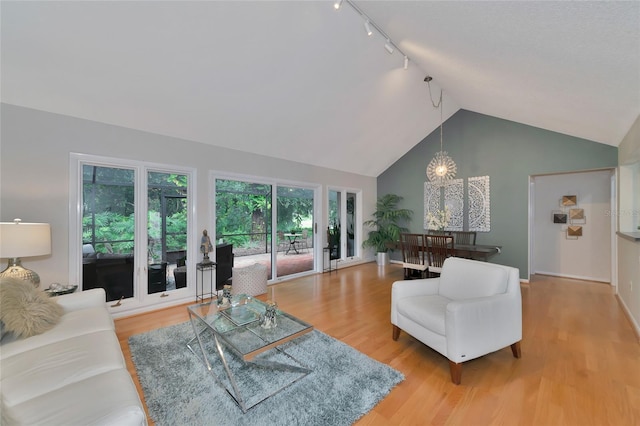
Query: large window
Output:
[[328, 188, 361, 261], [71, 154, 194, 310]]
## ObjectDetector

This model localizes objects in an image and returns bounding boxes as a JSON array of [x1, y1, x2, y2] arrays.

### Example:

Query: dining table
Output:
[[387, 241, 502, 262]]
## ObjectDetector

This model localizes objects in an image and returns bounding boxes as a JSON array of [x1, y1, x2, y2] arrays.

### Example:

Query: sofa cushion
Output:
[[6, 369, 146, 426], [1, 330, 126, 406], [439, 258, 509, 300], [0, 278, 64, 339], [397, 294, 450, 336], [0, 306, 114, 359]]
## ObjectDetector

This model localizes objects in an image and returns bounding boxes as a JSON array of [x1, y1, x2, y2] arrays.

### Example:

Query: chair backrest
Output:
[[438, 257, 518, 300], [425, 235, 454, 268], [451, 231, 476, 245], [426, 229, 450, 236], [400, 233, 425, 266], [302, 229, 308, 238]]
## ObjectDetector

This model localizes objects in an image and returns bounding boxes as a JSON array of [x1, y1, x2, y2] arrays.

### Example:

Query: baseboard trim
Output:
[[533, 271, 610, 284], [616, 294, 640, 342]]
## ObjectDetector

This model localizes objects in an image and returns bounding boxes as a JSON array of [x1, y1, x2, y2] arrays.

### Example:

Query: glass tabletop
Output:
[[187, 294, 313, 361]]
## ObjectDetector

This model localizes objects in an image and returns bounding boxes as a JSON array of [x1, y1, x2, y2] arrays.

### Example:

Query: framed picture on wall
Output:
[[562, 195, 577, 206], [567, 225, 583, 237], [569, 208, 585, 222], [553, 212, 567, 223]]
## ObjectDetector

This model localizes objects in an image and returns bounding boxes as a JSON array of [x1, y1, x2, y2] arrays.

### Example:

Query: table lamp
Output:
[[0, 218, 51, 287]]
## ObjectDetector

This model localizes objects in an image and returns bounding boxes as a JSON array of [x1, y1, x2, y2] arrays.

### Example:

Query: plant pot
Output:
[[376, 252, 389, 266]]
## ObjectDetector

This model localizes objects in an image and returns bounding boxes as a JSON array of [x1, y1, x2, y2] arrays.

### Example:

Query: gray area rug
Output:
[[129, 321, 404, 425]]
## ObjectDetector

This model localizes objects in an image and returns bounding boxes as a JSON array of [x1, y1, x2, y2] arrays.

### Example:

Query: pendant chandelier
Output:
[[425, 76, 457, 187]]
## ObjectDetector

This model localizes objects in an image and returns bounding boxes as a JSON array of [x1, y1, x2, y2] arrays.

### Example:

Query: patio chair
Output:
[[296, 229, 309, 253]]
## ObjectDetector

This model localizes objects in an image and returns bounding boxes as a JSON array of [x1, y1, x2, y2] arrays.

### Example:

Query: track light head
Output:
[[364, 20, 372, 36], [384, 40, 394, 54], [404, 56, 409, 70], [334, 0, 343, 10]]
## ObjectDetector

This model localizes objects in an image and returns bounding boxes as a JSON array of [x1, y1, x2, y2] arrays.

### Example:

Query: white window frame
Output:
[[69, 153, 196, 314]]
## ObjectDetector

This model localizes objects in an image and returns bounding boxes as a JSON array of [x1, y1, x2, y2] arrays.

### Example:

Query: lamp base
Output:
[[0, 258, 41, 287]]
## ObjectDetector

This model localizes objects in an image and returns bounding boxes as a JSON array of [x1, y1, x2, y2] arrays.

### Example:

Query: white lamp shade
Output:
[[0, 221, 51, 258]]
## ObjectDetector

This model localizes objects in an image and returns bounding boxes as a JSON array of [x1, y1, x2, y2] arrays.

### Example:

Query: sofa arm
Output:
[[445, 293, 522, 363], [392, 278, 440, 300], [53, 288, 106, 313], [391, 278, 440, 324]]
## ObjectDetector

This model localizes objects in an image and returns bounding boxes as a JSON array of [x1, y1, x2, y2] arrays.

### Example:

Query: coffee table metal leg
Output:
[[186, 314, 311, 413], [187, 313, 249, 412]]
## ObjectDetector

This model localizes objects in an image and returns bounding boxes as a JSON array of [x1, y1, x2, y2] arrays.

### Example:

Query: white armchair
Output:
[[391, 257, 522, 384]]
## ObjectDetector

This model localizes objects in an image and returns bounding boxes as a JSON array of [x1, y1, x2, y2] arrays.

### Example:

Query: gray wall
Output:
[[0, 103, 377, 287], [378, 109, 618, 279]]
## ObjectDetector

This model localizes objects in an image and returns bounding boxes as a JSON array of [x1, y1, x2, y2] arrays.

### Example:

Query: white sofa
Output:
[[1, 288, 147, 425], [391, 257, 522, 384]]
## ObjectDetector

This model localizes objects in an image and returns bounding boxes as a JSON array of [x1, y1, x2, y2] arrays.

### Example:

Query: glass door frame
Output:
[[327, 186, 363, 262], [70, 153, 196, 312], [212, 172, 321, 282]]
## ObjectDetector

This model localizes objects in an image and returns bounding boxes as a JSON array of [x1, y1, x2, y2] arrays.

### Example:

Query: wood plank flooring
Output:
[[115, 263, 640, 425]]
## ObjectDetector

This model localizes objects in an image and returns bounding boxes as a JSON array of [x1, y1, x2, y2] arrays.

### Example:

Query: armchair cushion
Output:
[[398, 295, 450, 336], [439, 259, 509, 300]]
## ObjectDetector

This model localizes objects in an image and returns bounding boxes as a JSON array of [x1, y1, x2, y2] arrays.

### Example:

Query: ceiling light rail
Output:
[[335, 0, 412, 70]]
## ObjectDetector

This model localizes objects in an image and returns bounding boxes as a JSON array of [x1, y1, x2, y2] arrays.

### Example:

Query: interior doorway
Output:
[[528, 168, 616, 285]]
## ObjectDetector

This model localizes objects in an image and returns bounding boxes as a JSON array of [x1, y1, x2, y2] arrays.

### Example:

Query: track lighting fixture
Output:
[[335, 0, 413, 70], [364, 20, 372, 36], [384, 40, 394, 54]]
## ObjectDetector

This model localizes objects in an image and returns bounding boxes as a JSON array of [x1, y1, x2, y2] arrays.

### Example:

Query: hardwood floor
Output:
[[115, 263, 640, 425]]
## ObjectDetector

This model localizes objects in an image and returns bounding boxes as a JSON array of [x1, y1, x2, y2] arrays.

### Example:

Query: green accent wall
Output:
[[378, 109, 618, 279]]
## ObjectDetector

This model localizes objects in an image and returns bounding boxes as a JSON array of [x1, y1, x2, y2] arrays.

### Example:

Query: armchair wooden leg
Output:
[[510, 341, 522, 358], [448, 360, 462, 385], [392, 325, 401, 341]]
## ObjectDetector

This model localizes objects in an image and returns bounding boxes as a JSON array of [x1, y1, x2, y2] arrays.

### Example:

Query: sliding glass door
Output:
[[215, 177, 317, 282], [276, 186, 314, 278]]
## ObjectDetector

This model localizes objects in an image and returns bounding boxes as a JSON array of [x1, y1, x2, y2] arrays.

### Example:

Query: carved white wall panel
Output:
[[468, 176, 491, 232], [423, 182, 440, 229], [444, 179, 463, 231]]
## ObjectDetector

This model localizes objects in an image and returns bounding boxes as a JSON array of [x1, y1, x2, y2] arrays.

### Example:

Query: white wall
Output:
[[533, 170, 613, 282], [0, 104, 378, 288], [616, 114, 640, 337]]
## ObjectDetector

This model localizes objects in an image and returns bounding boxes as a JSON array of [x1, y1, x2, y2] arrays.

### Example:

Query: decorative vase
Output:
[[376, 252, 389, 266]]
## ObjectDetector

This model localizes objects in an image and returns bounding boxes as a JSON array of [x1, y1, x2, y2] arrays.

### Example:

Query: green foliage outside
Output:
[[82, 173, 314, 258]]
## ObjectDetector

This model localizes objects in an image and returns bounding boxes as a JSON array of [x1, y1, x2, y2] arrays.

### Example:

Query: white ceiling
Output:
[[2, 1, 639, 177]]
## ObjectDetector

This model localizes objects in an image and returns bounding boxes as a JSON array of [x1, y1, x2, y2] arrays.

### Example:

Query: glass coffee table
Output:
[[187, 294, 313, 413]]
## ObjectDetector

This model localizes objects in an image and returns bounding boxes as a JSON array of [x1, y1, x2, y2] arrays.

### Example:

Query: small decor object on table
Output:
[[43, 283, 78, 297], [260, 300, 278, 329], [219, 284, 232, 307], [200, 229, 213, 264]]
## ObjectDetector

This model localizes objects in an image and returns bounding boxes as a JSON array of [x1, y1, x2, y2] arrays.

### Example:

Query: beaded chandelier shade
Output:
[[425, 76, 457, 187]]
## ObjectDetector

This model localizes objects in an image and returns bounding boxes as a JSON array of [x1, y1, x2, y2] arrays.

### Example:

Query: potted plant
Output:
[[363, 194, 412, 265]]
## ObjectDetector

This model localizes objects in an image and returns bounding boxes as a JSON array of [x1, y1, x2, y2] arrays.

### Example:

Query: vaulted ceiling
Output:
[[2, 1, 638, 177]]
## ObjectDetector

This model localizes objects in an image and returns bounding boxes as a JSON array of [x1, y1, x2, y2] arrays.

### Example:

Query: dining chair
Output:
[[425, 234, 454, 277], [451, 231, 476, 246], [400, 233, 428, 279]]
